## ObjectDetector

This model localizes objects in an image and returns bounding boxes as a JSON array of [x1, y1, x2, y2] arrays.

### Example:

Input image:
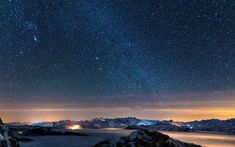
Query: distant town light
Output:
[[68, 125, 81, 130]]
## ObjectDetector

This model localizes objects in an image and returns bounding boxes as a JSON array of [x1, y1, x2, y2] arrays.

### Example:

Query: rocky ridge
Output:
[[0, 118, 20, 147], [94, 129, 201, 147]]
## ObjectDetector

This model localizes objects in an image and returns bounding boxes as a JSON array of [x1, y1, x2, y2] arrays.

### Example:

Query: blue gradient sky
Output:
[[0, 0, 235, 122]]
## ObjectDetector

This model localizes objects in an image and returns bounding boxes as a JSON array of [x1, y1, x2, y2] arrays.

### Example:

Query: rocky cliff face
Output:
[[0, 118, 20, 147], [94, 129, 201, 147]]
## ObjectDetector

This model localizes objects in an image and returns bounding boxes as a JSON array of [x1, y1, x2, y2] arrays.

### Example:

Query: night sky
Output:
[[1, 0, 235, 122]]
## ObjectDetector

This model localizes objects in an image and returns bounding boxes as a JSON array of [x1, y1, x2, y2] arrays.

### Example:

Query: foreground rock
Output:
[[0, 118, 20, 147], [94, 129, 201, 147]]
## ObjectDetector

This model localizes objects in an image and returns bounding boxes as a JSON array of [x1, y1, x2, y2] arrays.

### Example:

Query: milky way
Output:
[[0, 0, 235, 107]]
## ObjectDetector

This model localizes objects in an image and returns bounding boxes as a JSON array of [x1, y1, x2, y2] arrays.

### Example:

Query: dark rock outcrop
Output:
[[94, 129, 201, 147], [0, 118, 4, 125], [0, 118, 21, 147]]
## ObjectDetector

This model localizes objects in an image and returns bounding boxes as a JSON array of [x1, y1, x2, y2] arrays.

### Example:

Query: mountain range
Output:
[[8, 117, 235, 135]]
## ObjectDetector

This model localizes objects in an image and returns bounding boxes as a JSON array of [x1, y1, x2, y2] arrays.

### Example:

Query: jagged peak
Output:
[[0, 118, 4, 125]]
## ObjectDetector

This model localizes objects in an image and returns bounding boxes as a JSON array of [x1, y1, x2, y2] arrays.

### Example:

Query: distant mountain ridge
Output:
[[7, 117, 235, 135], [127, 118, 235, 135], [185, 118, 235, 134]]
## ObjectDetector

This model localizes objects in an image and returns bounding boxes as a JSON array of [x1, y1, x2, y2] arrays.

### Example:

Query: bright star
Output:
[[33, 35, 39, 42]]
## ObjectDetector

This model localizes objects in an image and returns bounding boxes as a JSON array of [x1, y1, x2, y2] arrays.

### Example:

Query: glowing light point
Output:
[[68, 124, 81, 130], [33, 35, 39, 42]]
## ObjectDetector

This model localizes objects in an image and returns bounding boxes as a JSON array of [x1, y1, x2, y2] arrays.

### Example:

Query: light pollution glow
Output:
[[0, 91, 234, 122], [67, 125, 81, 130], [0, 107, 235, 123]]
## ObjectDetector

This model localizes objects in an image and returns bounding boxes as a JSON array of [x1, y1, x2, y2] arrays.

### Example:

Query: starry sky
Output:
[[0, 0, 235, 122]]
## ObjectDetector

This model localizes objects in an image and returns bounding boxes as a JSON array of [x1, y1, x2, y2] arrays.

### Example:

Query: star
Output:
[[0, 0, 235, 122], [33, 35, 39, 42], [225, 63, 229, 68]]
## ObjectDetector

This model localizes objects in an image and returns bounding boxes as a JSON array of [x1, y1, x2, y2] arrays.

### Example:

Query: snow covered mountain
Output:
[[31, 122, 53, 127], [127, 120, 189, 132], [11, 117, 235, 135], [0, 118, 20, 147], [80, 117, 142, 128], [183, 118, 235, 134], [126, 118, 235, 135], [94, 129, 201, 147], [29, 117, 142, 129]]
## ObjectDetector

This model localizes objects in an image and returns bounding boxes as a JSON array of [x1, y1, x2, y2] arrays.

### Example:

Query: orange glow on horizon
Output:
[[1, 91, 234, 122], [0, 106, 234, 123]]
